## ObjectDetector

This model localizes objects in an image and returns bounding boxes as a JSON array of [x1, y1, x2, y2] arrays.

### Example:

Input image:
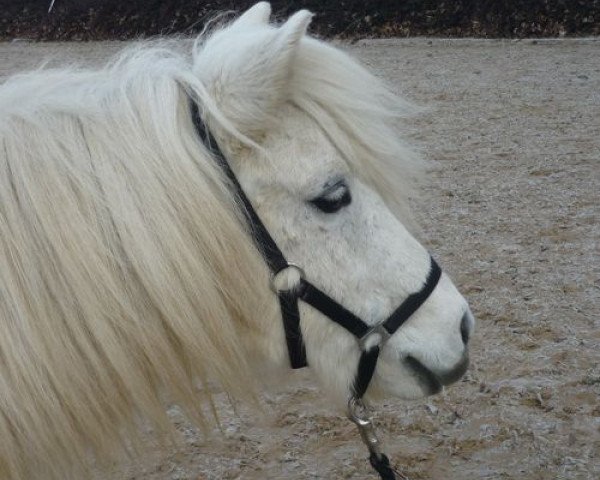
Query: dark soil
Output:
[[1, 0, 599, 41]]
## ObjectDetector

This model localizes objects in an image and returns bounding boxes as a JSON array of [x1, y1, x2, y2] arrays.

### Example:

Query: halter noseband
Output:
[[191, 101, 441, 479]]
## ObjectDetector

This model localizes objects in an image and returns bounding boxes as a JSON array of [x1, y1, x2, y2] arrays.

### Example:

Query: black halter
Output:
[[191, 101, 441, 479]]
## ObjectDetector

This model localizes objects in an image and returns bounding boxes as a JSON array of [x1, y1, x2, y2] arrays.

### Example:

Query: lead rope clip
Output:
[[348, 397, 408, 480], [347, 397, 383, 459]]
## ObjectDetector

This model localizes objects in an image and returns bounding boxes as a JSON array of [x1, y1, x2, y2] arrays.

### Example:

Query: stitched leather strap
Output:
[[383, 258, 442, 335], [191, 102, 289, 274], [300, 280, 370, 338], [278, 290, 307, 369]]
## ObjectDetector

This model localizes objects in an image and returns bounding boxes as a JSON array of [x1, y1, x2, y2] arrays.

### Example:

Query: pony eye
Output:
[[309, 181, 352, 214]]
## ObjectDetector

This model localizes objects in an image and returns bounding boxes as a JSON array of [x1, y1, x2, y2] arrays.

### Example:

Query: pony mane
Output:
[[0, 23, 422, 480], [0, 40, 275, 480]]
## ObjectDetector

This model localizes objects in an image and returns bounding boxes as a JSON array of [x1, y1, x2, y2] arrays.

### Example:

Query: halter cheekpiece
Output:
[[191, 101, 442, 480]]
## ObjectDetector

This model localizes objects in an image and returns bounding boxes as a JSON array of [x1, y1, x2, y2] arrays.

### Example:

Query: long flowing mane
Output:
[[0, 23, 420, 480]]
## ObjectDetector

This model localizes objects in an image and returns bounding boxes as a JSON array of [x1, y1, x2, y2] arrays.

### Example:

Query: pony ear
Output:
[[231, 1, 271, 27], [277, 10, 313, 51], [194, 8, 313, 141]]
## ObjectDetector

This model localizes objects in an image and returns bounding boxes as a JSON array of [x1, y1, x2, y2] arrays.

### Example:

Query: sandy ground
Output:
[[0, 38, 598, 479]]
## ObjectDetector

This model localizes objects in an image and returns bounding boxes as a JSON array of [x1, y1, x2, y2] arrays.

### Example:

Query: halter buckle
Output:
[[358, 323, 391, 352], [269, 263, 305, 293]]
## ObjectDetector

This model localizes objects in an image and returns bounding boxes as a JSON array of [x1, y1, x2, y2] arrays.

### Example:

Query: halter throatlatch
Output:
[[191, 101, 442, 480]]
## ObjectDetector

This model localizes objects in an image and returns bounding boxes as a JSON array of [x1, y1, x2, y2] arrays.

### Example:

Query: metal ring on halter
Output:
[[358, 323, 392, 352], [269, 262, 306, 293], [347, 397, 383, 459]]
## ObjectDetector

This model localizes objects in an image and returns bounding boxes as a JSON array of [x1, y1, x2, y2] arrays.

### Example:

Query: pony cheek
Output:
[[299, 310, 359, 402]]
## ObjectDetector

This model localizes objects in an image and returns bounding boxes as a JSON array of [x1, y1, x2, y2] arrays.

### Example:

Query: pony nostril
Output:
[[460, 312, 471, 345]]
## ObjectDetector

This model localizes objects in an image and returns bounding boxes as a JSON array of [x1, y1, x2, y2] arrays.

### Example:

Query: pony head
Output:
[[192, 2, 474, 402]]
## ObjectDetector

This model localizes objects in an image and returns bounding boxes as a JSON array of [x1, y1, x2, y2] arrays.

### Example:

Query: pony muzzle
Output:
[[405, 351, 470, 395]]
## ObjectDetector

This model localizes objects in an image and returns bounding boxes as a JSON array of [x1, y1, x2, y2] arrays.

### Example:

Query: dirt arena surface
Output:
[[0, 38, 598, 479]]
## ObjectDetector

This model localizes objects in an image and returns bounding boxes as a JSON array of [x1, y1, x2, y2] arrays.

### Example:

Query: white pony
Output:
[[0, 3, 473, 479]]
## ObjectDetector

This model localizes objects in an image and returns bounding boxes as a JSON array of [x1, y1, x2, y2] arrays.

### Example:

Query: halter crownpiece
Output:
[[191, 100, 442, 480]]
